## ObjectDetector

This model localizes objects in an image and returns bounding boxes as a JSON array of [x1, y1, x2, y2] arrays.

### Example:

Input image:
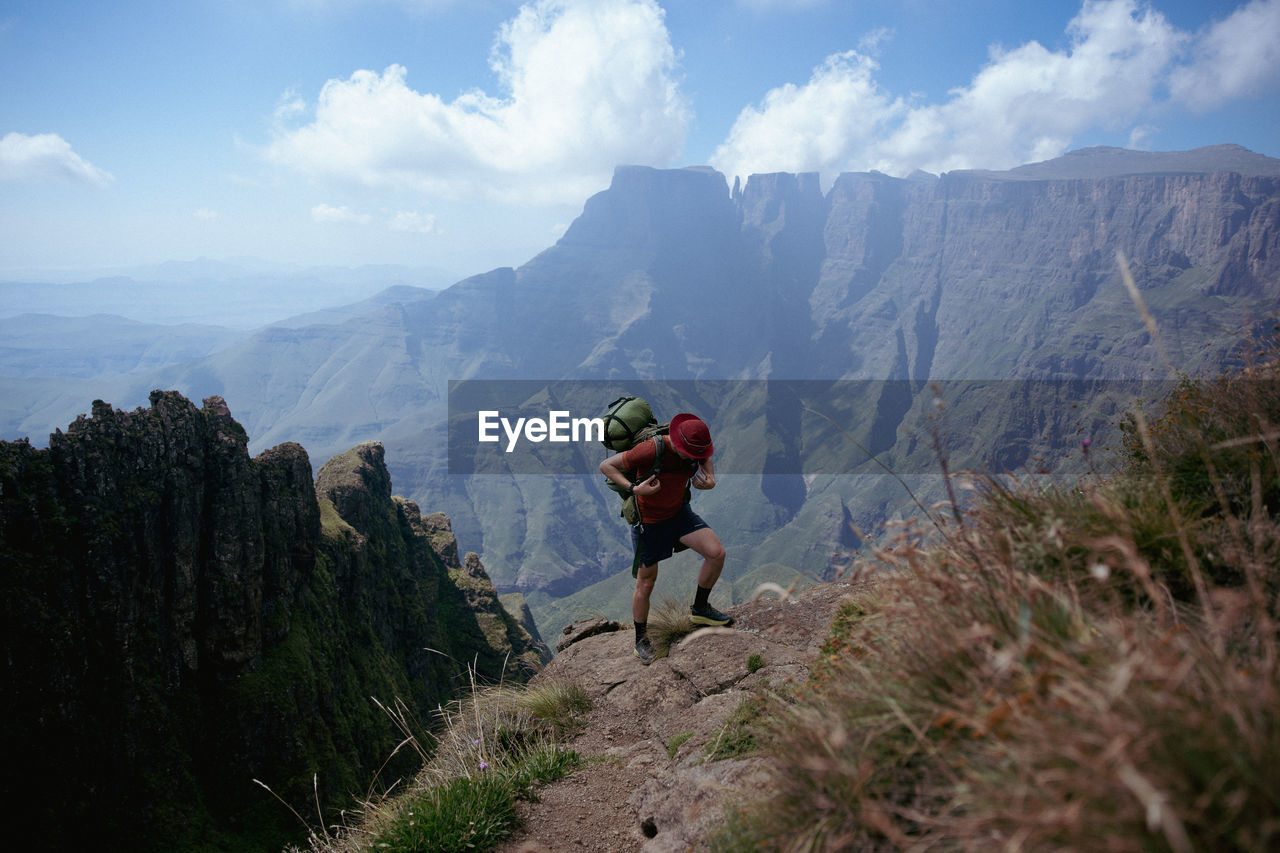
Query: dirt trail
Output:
[[499, 581, 857, 852]]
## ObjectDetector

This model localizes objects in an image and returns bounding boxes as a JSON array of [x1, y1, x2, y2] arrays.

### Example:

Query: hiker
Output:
[[599, 413, 733, 664]]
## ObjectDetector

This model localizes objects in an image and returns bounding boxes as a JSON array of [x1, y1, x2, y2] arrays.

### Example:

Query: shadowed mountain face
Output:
[[5, 147, 1279, 632], [0, 392, 547, 852]]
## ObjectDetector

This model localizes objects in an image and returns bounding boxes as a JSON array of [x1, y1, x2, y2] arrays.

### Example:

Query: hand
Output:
[[632, 474, 661, 496], [691, 466, 715, 490]]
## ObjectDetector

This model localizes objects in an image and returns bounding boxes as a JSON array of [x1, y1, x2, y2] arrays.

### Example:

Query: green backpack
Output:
[[601, 396, 670, 525]]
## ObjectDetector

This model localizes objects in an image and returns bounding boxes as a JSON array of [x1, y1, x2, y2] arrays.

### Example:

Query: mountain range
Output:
[[3, 144, 1278, 641], [0, 260, 455, 328]]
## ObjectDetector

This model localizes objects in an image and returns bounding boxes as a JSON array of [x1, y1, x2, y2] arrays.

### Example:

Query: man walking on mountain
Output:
[[599, 413, 733, 664]]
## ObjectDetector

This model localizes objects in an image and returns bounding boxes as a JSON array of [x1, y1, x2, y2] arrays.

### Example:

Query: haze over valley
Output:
[[3, 2, 1279, 849]]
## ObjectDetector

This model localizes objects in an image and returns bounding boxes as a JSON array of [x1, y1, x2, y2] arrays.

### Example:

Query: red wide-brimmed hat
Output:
[[669, 413, 714, 459]]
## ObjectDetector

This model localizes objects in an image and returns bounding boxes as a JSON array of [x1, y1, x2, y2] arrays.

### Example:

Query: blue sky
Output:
[[2, 0, 1277, 281]]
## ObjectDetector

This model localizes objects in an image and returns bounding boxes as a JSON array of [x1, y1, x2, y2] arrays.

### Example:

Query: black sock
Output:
[[635, 621, 647, 642], [694, 585, 712, 609]]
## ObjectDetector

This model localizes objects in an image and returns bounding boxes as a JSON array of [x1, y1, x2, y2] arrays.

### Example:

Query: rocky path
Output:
[[498, 581, 857, 852]]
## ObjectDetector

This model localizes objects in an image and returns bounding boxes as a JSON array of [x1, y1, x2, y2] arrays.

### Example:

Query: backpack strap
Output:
[[636, 436, 691, 502], [635, 435, 665, 485]]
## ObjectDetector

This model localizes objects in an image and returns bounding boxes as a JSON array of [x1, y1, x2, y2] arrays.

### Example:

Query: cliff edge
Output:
[[0, 391, 546, 852]]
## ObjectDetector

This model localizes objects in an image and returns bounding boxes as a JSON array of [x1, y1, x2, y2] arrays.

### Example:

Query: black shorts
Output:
[[632, 503, 709, 570]]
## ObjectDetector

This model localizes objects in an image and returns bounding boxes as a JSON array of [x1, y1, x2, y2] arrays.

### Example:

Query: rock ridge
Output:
[[0, 391, 546, 852]]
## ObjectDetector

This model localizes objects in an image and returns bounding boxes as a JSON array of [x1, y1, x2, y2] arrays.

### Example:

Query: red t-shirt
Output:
[[622, 436, 700, 523]]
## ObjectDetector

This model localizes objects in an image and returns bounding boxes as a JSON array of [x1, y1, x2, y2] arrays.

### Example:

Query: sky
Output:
[[2, 0, 1278, 281]]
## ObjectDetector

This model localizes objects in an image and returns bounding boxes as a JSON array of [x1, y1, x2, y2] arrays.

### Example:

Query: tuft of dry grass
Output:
[[715, 340, 1280, 852], [646, 593, 698, 657]]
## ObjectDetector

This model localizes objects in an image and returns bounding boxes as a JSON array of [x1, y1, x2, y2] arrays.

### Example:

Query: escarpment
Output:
[[0, 391, 546, 852]]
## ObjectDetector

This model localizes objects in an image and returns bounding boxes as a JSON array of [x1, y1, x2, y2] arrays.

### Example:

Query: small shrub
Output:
[[1123, 368, 1280, 520], [746, 653, 764, 673]]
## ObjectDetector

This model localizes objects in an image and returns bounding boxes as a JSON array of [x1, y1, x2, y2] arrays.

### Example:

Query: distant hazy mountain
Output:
[[0, 260, 452, 327], [963, 143, 1280, 180], [0, 313, 246, 377], [4, 145, 1278, 638]]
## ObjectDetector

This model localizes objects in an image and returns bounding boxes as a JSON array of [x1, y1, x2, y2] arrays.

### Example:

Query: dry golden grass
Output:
[[714, 337, 1280, 852]]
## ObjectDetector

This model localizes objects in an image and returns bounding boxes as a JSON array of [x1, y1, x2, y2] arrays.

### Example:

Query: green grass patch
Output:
[[373, 742, 578, 853], [666, 731, 694, 760], [296, 679, 590, 853], [706, 693, 774, 761], [374, 771, 516, 852]]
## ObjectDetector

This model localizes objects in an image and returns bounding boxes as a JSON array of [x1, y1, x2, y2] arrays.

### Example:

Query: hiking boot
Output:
[[633, 637, 656, 665], [690, 603, 734, 627]]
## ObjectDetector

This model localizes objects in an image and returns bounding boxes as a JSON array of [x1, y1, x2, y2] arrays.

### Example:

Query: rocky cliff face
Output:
[[4, 147, 1277, 636], [808, 165, 1280, 381], [0, 391, 546, 852], [425, 147, 1280, 594]]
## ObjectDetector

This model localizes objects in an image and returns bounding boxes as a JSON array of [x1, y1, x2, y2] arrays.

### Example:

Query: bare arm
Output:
[[600, 452, 661, 496]]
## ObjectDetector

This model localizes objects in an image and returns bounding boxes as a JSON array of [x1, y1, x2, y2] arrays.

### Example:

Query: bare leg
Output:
[[679, 527, 726, 589], [633, 562, 659, 624]]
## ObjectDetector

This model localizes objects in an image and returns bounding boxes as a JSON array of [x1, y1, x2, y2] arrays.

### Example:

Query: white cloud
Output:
[[1127, 124, 1158, 149], [194, 208, 219, 220], [273, 89, 307, 124], [0, 132, 114, 185], [711, 0, 1277, 183], [311, 203, 372, 224], [266, 0, 690, 204], [879, 0, 1182, 174], [710, 51, 906, 178], [389, 210, 438, 234], [1170, 0, 1280, 110]]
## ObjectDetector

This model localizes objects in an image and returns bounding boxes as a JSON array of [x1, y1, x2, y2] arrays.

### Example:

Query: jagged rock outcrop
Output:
[[556, 616, 623, 652], [0, 392, 546, 852]]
